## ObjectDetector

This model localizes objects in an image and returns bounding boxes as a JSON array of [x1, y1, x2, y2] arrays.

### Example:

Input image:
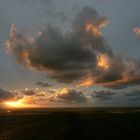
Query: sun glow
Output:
[[4, 97, 38, 108], [4, 100, 25, 108]]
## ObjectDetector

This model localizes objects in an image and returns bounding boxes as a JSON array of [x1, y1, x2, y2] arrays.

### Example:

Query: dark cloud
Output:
[[106, 84, 128, 90], [47, 88, 87, 103], [0, 87, 18, 101], [36, 92, 46, 97], [4, 6, 112, 83], [92, 56, 125, 84], [22, 90, 37, 96], [4, 6, 140, 87], [92, 90, 114, 101], [36, 81, 52, 87], [106, 79, 140, 90]]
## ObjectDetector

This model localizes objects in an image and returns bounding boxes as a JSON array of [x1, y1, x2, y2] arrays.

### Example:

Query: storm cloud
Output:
[[47, 88, 87, 103], [5, 6, 111, 83], [4, 6, 140, 87]]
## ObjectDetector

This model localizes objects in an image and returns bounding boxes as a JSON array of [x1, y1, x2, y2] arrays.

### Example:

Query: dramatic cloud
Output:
[[47, 88, 87, 103], [104, 59, 140, 89], [4, 6, 140, 88], [92, 90, 114, 101], [4, 6, 112, 83], [106, 80, 140, 89], [36, 81, 52, 88], [0, 88, 47, 107], [0, 87, 19, 101], [22, 90, 37, 96]]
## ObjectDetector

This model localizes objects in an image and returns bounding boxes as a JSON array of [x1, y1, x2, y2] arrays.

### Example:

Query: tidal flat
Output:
[[0, 108, 140, 140]]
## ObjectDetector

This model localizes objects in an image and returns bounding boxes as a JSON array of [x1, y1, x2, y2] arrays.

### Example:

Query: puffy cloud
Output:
[[36, 91, 46, 97], [0, 88, 47, 107], [47, 88, 87, 103], [124, 90, 140, 97], [4, 6, 140, 88], [0, 87, 39, 107], [0, 87, 19, 101], [22, 90, 37, 96], [84, 57, 140, 89], [36, 81, 52, 87], [4, 6, 112, 83], [0, 86, 87, 107]]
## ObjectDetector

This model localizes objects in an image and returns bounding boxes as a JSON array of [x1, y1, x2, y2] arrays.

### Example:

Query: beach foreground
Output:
[[0, 108, 140, 140]]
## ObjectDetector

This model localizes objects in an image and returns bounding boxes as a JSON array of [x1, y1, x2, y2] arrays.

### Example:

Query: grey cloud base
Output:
[[4, 6, 140, 88], [47, 88, 87, 103]]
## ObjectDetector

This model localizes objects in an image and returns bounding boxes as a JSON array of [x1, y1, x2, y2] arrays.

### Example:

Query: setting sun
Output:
[[4, 97, 41, 108], [4, 100, 25, 108]]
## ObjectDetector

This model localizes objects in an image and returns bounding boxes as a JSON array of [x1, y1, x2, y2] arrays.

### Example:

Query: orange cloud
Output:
[[77, 78, 94, 87], [86, 23, 102, 36], [47, 88, 87, 103], [134, 27, 140, 37], [85, 19, 109, 36], [97, 54, 110, 70], [4, 6, 140, 89]]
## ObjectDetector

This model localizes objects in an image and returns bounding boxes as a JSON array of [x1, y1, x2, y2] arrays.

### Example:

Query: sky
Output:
[[0, 0, 140, 108]]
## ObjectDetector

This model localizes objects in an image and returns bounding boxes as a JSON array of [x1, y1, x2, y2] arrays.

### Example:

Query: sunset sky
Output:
[[0, 0, 140, 108]]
